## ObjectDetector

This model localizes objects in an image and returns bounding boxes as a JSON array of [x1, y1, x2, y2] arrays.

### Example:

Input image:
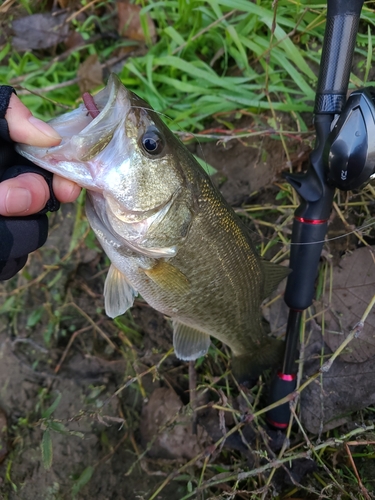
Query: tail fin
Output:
[[232, 337, 285, 384]]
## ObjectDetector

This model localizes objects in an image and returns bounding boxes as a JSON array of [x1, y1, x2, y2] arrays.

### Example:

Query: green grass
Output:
[[2, 1, 373, 131], [1, 1, 375, 499]]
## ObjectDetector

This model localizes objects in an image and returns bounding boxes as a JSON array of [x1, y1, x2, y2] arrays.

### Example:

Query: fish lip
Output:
[[49, 73, 124, 141], [16, 74, 132, 190]]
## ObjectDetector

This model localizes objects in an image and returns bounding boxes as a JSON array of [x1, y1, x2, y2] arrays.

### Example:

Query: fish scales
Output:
[[17, 74, 289, 381]]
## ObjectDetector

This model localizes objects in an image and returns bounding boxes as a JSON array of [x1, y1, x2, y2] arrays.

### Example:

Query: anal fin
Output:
[[173, 320, 211, 360], [104, 264, 137, 318]]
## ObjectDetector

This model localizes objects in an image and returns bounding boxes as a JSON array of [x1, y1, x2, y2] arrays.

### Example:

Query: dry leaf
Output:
[[0, 0, 19, 15], [64, 31, 85, 51], [262, 275, 289, 337], [300, 246, 375, 434], [77, 55, 104, 94], [12, 11, 69, 50], [117, 1, 156, 42], [57, 0, 80, 8], [318, 246, 375, 363], [300, 325, 375, 434], [140, 387, 208, 460]]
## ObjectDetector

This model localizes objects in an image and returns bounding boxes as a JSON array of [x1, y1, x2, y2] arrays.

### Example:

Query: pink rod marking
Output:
[[82, 92, 100, 118]]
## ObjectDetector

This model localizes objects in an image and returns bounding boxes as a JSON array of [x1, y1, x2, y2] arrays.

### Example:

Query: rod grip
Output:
[[284, 219, 328, 310], [266, 373, 297, 429]]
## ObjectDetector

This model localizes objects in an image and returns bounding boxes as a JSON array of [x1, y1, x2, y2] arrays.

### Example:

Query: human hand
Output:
[[0, 93, 81, 215], [0, 87, 82, 279]]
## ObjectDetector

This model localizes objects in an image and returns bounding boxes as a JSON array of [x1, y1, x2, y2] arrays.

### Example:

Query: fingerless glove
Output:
[[0, 86, 60, 279]]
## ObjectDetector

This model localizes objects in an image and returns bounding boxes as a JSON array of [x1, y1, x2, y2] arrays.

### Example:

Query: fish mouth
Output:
[[17, 74, 133, 190]]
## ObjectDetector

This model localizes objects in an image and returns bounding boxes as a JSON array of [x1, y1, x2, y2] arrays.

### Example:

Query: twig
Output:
[[66, 302, 119, 352], [189, 361, 198, 434], [16, 79, 80, 102], [107, 348, 174, 401], [93, 431, 129, 469], [321, 293, 375, 372], [66, 0, 105, 22], [148, 418, 250, 500], [11, 338, 48, 354], [333, 201, 368, 247], [291, 404, 348, 496], [345, 442, 371, 500], [54, 325, 93, 373]]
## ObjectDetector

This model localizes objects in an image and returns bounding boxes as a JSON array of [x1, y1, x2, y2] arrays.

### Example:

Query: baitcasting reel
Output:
[[325, 87, 375, 191]]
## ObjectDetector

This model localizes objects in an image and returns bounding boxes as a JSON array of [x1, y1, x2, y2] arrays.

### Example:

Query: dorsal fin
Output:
[[104, 264, 137, 318], [261, 260, 290, 300], [173, 321, 211, 360]]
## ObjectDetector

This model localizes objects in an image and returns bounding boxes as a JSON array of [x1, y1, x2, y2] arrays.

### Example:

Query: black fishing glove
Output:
[[0, 86, 60, 280]]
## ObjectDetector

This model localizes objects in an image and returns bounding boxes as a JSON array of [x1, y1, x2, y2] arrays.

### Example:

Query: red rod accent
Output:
[[277, 372, 296, 382], [266, 417, 289, 429], [82, 92, 100, 119], [295, 216, 326, 225]]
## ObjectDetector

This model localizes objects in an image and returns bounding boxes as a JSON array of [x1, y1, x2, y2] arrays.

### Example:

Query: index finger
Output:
[[6, 94, 61, 147]]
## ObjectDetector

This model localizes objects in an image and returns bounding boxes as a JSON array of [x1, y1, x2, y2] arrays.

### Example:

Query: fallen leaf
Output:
[[64, 31, 85, 51], [273, 458, 317, 490], [77, 55, 104, 94], [318, 246, 375, 363], [298, 247, 375, 433], [140, 387, 208, 460], [12, 11, 69, 51], [300, 325, 375, 434], [262, 276, 289, 338], [57, 0, 79, 8], [117, 1, 156, 42]]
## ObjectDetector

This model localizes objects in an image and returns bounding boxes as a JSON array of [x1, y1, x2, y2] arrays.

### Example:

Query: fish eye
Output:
[[140, 128, 165, 156]]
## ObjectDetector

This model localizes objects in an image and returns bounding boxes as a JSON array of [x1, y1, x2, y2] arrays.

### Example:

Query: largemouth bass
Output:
[[18, 74, 289, 381]]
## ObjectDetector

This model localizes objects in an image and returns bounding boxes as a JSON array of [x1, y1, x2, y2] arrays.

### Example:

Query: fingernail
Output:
[[28, 116, 61, 140], [5, 187, 32, 214]]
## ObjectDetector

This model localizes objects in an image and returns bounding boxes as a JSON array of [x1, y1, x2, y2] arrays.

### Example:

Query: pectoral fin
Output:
[[104, 264, 137, 318], [173, 321, 211, 360], [261, 260, 290, 299], [144, 261, 190, 293]]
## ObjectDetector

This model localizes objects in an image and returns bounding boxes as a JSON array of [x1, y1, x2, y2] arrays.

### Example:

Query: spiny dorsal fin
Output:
[[173, 321, 211, 360], [104, 264, 137, 318], [144, 261, 190, 293], [261, 260, 290, 300]]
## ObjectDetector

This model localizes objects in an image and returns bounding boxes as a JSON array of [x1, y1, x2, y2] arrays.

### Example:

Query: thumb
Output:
[[6, 94, 61, 147]]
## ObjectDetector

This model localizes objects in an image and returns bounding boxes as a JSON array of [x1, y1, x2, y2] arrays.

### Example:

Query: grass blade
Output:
[[41, 430, 53, 471]]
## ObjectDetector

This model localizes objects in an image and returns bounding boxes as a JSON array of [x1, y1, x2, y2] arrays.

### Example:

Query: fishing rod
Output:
[[266, 0, 367, 429]]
